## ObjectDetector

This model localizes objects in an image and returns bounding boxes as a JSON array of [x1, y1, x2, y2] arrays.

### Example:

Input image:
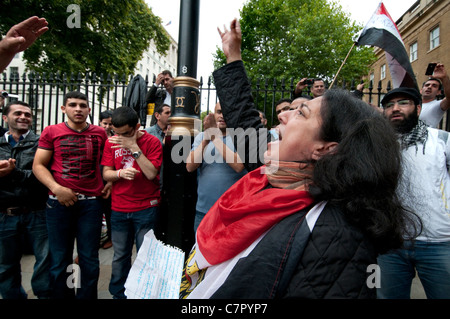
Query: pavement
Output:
[[16, 245, 427, 299]]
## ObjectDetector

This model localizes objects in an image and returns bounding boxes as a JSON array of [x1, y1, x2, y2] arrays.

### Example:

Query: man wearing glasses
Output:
[[377, 87, 450, 299], [101, 106, 162, 299]]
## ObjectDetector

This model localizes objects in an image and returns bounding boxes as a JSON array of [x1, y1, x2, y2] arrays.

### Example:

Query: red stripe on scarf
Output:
[[197, 166, 314, 265]]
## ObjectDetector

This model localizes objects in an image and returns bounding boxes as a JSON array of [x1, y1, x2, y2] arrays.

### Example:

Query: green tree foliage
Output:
[[0, 0, 171, 77], [214, 0, 375, 84]]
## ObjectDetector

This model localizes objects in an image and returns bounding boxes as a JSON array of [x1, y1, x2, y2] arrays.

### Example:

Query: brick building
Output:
[[367, 0, 450, 107]]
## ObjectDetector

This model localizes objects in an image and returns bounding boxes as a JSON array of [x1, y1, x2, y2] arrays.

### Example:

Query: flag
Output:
[[355, 2, 418, 90]]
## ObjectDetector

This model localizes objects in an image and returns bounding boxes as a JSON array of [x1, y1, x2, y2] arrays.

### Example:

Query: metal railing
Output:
[[1, 72, 448, 133]]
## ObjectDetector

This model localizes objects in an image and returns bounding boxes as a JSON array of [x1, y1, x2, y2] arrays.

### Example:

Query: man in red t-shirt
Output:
[[33, 91, 108, 299], [101, 106, 162, 299]]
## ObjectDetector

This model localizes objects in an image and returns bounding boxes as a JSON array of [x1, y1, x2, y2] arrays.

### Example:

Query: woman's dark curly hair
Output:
[[309, 89, 421, 254]]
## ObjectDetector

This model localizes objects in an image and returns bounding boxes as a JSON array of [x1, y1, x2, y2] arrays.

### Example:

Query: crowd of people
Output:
[[0, 16, 449, 300]]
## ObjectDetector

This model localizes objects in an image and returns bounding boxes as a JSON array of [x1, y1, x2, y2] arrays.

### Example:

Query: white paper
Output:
[[124, 229, 185, 299]]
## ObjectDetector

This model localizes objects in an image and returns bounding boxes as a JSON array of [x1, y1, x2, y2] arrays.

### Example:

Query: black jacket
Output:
[[145, 84, 168, 108], [211, 203, 377, 299], [125, 74, 148, 125], [0, 131, 48, 210], [213, 61, 271, 172], [210, 61, 377, 299]]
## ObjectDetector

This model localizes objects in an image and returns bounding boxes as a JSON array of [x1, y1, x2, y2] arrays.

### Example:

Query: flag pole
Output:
[[329, 42, 356, 89]]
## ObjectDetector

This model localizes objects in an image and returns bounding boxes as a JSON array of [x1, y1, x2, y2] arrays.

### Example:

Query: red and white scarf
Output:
[[180, 162, 315, 298]]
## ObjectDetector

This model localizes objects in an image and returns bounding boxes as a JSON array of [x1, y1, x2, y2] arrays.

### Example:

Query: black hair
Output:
[[161, 70, 173, 77], [99, 110, 113, 122], [111, 106, 139, 128], [312, 78, 324, 84], [150, 103, 170, 126], [309, 89, 421, 254], [63, 91, 88, 106], [422, 77, 442, 90], [3, 101, 31, 116], [257, 110, 266, 119], [275, 98, 293, 107]]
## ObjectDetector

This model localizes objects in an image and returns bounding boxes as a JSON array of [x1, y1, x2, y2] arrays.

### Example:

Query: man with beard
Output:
[[377, 87, 450, 299]]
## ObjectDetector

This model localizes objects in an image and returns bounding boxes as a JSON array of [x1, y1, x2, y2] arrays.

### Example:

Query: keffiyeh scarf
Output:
[[399, 120, 429, 154]]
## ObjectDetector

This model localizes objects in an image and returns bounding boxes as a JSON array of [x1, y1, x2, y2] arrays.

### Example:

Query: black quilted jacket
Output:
[[282, 204, 377, 298], [211, 61, 377, 299], [211, 203, 377, 299]]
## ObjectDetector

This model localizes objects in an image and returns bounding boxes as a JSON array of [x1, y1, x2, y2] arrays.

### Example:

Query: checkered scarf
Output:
[[399, 120, 429, 154]]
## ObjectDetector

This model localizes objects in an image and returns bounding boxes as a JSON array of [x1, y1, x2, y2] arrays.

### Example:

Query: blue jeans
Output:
[[109, 206, 159, 299], [193, 210, 206, 234], [377, 240, 450, 299], [46, 198, 103, 299], [0, 210, 50, 299]]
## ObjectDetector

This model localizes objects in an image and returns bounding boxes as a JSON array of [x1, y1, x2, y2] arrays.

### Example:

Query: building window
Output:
[[381, 64, 386, 80], [430, 26, 440, 50], [9, 67, 19, 80], [410, 42, 418, 62]]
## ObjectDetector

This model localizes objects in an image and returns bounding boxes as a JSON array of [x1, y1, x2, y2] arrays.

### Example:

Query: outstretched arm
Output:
[[433, 63, 450, 111], [218, 18, 242, 64], [0, 16, 48, 73], [214, 18, 269, 172]]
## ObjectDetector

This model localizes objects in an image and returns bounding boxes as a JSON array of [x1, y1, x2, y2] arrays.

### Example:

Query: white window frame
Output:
[[381, 64, 386, 80], [410, 42, 418, 62], [430, 26, 440, 50]]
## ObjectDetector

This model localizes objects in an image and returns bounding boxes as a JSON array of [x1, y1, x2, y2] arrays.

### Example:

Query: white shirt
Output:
[[420, 99, 445, 128], [163, 91, 171, 106], [399, 128, 450, 242]]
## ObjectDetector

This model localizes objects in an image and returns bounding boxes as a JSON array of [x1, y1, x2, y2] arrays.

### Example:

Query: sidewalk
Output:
[[19, 245, 129, 299], [18, 248, 426, 299]]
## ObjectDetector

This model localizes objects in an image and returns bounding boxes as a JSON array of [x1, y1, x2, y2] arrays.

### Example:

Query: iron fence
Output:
[[1, 71, 448, 133]]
